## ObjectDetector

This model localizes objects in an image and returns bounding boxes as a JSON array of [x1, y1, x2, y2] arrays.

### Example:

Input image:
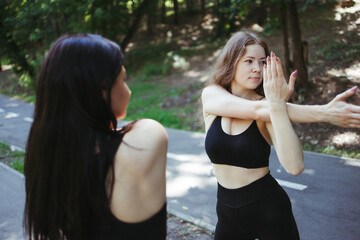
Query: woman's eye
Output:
[[260, 61, 266, 65], [245, 60, 252, 63]]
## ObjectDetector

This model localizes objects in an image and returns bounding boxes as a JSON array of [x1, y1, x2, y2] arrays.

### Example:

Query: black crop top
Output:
[[205, 116, 270, 168]]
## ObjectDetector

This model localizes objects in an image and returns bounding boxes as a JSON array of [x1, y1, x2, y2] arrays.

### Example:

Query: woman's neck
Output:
[[230, 84, 256, 100]]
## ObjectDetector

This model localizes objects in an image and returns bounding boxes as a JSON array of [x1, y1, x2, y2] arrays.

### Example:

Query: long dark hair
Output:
[[24, 34, 127, 239], [212, 29, 270, 96]]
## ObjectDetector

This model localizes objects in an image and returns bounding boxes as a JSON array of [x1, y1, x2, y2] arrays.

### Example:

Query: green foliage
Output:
[[0, 0, 148, 91], [0, 142, 25, 174], [0, 69, 35, 103], [124, 76, 204, 131], [303, 144, 360, 160], [142, 63, 172, 77], [262, 17, 281, 37], [316, 39, 360, 62]]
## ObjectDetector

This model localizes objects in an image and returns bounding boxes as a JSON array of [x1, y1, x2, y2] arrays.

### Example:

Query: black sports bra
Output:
[[205, 116, 270, 168]]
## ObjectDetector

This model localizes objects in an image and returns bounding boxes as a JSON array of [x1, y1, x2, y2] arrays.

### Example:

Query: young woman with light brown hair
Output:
[[202, 30, 359, 240]]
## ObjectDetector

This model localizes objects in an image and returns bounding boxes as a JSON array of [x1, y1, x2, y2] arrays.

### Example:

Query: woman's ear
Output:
[[102, 88, 108, 102]]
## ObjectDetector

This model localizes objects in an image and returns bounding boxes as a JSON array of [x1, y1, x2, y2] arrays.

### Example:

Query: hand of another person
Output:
[[324, 86, 360, 128], [263, 52, 297, 103]]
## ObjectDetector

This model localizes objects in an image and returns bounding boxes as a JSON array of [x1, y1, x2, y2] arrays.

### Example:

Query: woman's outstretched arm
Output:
[[202, 80, 360, 128]]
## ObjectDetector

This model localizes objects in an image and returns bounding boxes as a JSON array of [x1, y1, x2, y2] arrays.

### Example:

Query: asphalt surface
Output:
[[0, 94, 360, 240]]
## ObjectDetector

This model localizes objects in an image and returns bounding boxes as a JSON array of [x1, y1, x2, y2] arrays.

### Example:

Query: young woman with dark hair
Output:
[[202, 30, 360, 239], [24, 34, 168, 240]]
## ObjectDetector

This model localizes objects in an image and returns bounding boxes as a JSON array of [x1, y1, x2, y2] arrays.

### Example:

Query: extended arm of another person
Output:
[[202, 75, 360, 128], [264, 53, 304, 175]]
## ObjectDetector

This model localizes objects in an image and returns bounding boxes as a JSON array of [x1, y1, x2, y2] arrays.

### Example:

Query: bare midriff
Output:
[[213, 164, 270, 189]]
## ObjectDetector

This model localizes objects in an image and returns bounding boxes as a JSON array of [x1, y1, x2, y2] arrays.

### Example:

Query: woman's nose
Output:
[[252, 62, 261, 73]]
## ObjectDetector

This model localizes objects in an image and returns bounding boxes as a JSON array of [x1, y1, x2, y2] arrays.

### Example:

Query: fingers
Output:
[[288, 70, 297, 92], [275, 56, 284, 78], [263, 63, 268, 85], [334, 86, 358, 101], [267, 56, 272, 80], [340, 113, 360, 128], [270, 52, 277, 78]]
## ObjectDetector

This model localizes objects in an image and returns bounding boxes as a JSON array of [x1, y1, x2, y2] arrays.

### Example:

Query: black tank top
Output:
[[205, 116, 270, 168], [91, 124, 167, 239], [92, 203, 167, 240]]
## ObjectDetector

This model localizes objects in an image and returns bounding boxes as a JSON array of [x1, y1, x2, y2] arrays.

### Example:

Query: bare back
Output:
[[108, 119, 168, 223]]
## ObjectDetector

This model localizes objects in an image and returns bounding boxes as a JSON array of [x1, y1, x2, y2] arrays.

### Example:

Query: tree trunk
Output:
[[90, 0, 98, 32], [280, 1, 290, 80], [173, 0, 179, 25], [257, 0, 267, 26], [121, 0, 150, 51], [101, 0, 109, 36], [186, 0, 193, 13], [201, 0, 206, 17], [287, 0, 309, 90], [161, 0, 166, 23], [216, 0, 230, 37], [147, 0, 157, 36]]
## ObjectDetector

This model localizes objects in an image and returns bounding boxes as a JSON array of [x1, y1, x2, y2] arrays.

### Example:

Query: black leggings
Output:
[[215, 172, 299, 240]]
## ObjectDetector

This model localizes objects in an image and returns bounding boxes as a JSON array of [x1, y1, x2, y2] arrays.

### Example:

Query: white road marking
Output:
[[24, 117, 33, 123], [5, 112, 19, 118], [275, 178, 308, 191], [10, 145, 24, 152], [6, 103, 19, 107]]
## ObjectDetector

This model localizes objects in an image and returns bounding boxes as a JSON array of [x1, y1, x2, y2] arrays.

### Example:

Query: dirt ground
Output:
[[167, 214, 214, 240]]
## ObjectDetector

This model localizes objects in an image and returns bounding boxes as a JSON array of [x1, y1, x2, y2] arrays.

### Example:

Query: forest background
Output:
[[1, 0, 359, 160]]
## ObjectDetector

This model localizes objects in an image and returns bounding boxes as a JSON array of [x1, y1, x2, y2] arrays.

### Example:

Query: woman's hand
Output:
[[323, 86, 360, 128], [263, 52, 297, 103], [263, 52, 304, 176]]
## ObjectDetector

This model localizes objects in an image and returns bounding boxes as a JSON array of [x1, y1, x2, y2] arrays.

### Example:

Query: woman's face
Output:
[[111, 66, 131, 120], [232, 44, 266, 94]]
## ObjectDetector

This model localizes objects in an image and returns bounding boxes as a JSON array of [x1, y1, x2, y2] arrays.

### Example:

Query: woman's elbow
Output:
[[286, 161, 304, 176], [286, 166, 304, 176]]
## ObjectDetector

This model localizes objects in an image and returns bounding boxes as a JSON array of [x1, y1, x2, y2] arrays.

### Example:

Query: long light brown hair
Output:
[[212, 30, 270, 96]]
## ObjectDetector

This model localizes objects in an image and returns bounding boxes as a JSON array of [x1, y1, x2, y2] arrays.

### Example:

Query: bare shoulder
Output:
[[115, 119, 168, 174], [124, 119, 168, 145], [125, 119, 167, 142], [201, 84, 222, 98]]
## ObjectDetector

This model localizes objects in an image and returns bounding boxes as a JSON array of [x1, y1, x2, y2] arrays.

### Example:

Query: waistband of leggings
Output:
[[217, 171, 279, 208]]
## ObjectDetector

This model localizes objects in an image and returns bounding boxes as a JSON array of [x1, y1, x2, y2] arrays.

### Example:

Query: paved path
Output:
[[0, 94, 360, 240]]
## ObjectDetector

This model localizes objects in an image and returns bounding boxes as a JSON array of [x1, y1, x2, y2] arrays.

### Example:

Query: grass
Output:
[[124, 75, 204, 131], [0, 142, 25, 174], [304, 144, 360, 159], [0, 69, 35, 103]]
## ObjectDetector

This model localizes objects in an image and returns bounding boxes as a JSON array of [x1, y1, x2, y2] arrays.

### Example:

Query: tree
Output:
[[1, 0, 153, 88], [287, 0, 309, 90], [120, 0, 151, 50], [280, 0, 291, 79], [173, 0, 179, 25], [161, 0, 166, 23], [201, 0, 206, 17], [146, 0, 158, 36], [186, 0, 194, 13]]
